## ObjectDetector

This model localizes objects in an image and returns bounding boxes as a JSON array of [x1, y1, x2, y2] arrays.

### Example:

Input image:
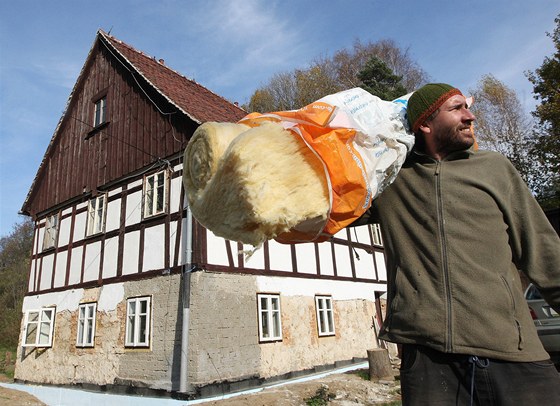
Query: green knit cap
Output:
[[407, 83, 462, 133]]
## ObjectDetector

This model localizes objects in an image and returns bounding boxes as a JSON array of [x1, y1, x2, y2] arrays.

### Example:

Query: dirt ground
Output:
[[0, 375, 46, 406], [0, 368, 401, 406], [199, 368, 401, 406]]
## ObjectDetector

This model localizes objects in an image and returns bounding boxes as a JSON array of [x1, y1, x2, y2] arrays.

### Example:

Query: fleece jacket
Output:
[[354, 148, 560, 362]]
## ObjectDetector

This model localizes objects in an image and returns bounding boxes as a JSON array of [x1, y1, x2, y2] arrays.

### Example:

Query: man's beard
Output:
[[436, 124, 474, 156]]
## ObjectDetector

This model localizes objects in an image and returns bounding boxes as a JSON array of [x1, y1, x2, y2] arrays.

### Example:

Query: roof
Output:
[[21, 30, 247, 216], [98, 29, 246, 124]]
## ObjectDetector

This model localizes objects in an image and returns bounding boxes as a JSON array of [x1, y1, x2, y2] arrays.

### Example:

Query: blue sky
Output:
[[0, 0, 557, 237]]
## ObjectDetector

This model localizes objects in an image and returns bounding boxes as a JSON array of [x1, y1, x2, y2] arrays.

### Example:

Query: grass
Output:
[[0, 346, 17, 381], [304, 384, 334, 406]]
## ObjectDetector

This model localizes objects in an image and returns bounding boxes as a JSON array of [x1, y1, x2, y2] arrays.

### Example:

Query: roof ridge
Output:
[[97, 29, 245, 121]]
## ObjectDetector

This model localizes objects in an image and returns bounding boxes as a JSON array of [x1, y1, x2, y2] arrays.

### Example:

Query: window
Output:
[[43, 213, 59, 250], [257, 294, 282, 342], [76, 303, 97, 347], [371, 223, 383, 246], [125, 296, 151, 347], [23, 308, 56, 347], [86, 194, 106, 236], [143, 170, 168, 218], [315, 295, 335, 336], [93, 96, 107, 127]]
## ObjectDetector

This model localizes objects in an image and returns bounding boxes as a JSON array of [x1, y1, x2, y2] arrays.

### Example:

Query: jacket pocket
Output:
[[500, 275, 524, 350]]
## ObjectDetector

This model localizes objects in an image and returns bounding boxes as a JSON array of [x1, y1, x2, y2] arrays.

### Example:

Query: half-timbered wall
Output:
[[23, 40, 195, 219]]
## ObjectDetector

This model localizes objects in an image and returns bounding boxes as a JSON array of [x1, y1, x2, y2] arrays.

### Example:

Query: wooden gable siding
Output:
[[24, 42, 195, 219]]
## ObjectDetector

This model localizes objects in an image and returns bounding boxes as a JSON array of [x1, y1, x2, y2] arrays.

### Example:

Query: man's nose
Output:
[[464, 108, 476, 122]]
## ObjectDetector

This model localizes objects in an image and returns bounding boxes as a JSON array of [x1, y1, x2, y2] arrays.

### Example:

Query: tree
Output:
[[469, 75, 542, 193], [0, 218, 34, 348], [245, 39, 429, 112], [357, 56, 407, 100], [526, 14, 560, 208]]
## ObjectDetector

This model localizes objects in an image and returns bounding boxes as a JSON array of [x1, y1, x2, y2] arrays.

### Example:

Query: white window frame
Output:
[[371, 223, 383, 247], [93, 96, 107, 127], [76, 302, 97, 347], [42, 213, 59, 250], [143, 170, 168, 219], [257, 294, 282, 342], [86, 194, 107, 236], [315, 295, 335, 336], [125, 296, 151, 347], [22, 307, 56, 347]]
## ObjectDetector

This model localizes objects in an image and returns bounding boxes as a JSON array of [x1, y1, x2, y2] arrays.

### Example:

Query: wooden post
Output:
[[367, 348, 393, 381]]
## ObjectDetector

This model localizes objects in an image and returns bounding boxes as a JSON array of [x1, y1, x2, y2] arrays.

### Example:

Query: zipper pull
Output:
[[435, 161, 441, 176]]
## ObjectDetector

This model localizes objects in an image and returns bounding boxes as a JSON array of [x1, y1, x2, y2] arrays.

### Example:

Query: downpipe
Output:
[[179, 205, 193, 393]]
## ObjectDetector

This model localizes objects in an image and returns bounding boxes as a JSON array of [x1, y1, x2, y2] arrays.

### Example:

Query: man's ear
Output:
[[418, 122, 432, 134]]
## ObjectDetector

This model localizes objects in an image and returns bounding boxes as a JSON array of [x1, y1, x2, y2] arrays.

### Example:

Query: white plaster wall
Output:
[[58, 214, 72, 247], [83, 241, 101, 282], [353, 224, 371, 243], [39, 255, 54, 290], [28, 261, 36, 292], [105, 198, 121, 233], [102, 237, 119, 279], [354, 253, 376, 279], [122, 231, 140, 275], [205, 232, 230, 267], [317, 242, 335, 276], [268, 240, 292, 271], [255, 275, 385, 301], [36, 221, 45, 253], [53, 251, 68, 288], [243, 244, 265, 269], [125, 189, 142, 227], [143, 224, 165, 272], [98, 283, 124, 311], [334, 243, 353, 277], [169, 176, 182, 213], [68, 246, 83, 286], [22, 288, 84, 312], [72, 210, 87, 243], [293, 243, 317, 274], [169, 220, 178, 267], [375, 251, 387, 281]]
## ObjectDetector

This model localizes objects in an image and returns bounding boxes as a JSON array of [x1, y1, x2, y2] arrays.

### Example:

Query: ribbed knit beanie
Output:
[[407, 83, 462, 133]]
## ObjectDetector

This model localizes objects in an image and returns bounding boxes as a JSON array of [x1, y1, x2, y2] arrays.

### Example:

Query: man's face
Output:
[[422, 94, 476, 159]]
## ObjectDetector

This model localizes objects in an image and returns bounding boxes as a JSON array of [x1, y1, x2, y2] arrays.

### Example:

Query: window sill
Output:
[[85, 121, 110, 139]]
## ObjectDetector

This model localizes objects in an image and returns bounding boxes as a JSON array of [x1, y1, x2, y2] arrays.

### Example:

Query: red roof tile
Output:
[[99, 30, 246, 124]]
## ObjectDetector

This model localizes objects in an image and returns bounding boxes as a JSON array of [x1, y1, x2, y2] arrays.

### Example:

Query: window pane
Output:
[[260, 297, 268, 310], [261, 312, 269, 338], [139, 315, 147, 344], [25, 321, 38, 345], [77, 319, 85, 345], [272, 311, 281, 337], [128, 301, 136, 315], [38, 321, 51, 345], [140, 299, 148, 314], [127, 315, 135, 344], [156, 173, 165, 212]]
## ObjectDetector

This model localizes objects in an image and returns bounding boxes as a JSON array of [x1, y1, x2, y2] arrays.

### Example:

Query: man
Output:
[[354, 83, 560, 405]]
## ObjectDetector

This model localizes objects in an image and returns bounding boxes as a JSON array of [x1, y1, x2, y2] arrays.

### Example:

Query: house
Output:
[[15, 30, 389, 399]]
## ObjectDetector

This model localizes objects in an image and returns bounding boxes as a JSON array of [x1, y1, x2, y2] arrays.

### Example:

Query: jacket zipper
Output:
[[435, 161, 453, 352]]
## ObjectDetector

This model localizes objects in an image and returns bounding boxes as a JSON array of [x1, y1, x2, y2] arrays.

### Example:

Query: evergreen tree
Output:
[[357, 56, 407, 100]]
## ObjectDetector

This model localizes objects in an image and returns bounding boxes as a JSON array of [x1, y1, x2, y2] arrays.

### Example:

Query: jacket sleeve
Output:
[[501, 158, 560, 313]]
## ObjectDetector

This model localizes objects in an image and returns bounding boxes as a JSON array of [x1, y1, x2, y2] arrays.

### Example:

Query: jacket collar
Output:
[[410, 147, 474, 164]]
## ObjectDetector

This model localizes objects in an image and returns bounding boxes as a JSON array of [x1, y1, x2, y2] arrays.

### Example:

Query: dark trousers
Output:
[[399, 344, 560, 406]]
